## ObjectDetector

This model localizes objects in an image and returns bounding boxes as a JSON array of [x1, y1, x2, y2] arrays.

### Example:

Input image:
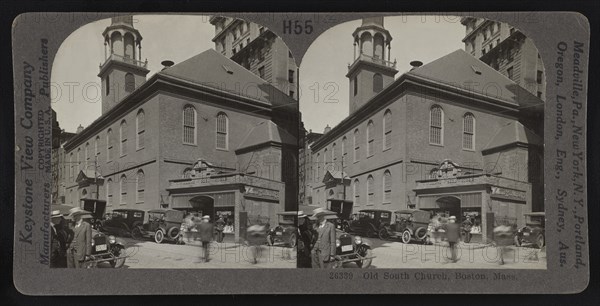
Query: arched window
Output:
[[120, 120, 128, 156], [106, 75, 110, 96], [106, 178, 113, 206], [120, 175, 127, 205], [353, 179, 360, 206], [429, 106, 444, 145], [373, 34, 384, 59], [110, 32, 123, 56], [136, 170, 145, 203], [106, 128, 113, 161], [76, 148, 81, 174], [383, 170, 392, 203], [183, 167, 192, 178], [183, 105, 196, 145], [361, 32, 373, 57], [341, 137, 347, 162], [373, 73, 383, 93], [353, 76, 358, 96], [315, 153, 320, 182], [85, 143, 90, 167], [332, 143, 337, 162], [353, 129, 360, 162], [216, 112, 228, 150], [125, 73, 135, 93], [69, 153, 73, 178], [367, 120, 374, 157], [383, 109, 392, 150], [324, 148, 328, 165], [94, 136, 100, 158], [463, 113, 475, 150], [123, 33, 135, 59], [367, 175, 374, 205], [136, 109, 145, 150]]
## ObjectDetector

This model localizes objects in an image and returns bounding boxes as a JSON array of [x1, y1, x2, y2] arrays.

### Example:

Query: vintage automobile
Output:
[[100, 209, 145, 238], [345, 209, 392, 239], [266, 211, 298, 248], [514, 212, 545, 248], [86, 228, 128, 268], [131, 209, 184, 244], [380, 209, 431, 243], [326, 215, 375, 268]]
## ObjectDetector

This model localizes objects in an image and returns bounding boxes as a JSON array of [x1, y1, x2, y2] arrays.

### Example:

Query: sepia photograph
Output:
[[49, 15, 299, 269], [297, 16, 546, 269]]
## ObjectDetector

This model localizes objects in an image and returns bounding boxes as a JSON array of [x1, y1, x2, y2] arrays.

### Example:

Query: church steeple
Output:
[[98, 16, 150, 114], [346, 17, 398, 114]]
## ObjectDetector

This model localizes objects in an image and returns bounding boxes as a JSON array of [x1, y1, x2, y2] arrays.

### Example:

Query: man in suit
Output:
[[311, 208, 337, 269], [66, 208, 93, 268], [443, 216, 461, 263], [197, 215, 214, 262]]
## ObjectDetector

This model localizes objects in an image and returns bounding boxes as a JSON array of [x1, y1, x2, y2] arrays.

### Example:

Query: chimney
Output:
[[76, 124, 84, 133], [323, 124, 331, 134], [409, 60, 423, 71], [161, 60, 175, 71]]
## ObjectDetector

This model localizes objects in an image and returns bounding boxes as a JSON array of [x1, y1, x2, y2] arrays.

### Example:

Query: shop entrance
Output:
[[189, 195, 214, 219], [435, 196, 461, 220]]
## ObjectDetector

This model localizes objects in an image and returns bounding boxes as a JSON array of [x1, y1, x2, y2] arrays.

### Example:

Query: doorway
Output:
[[435, 196, 461, 221], [189, 195, 215, 218]]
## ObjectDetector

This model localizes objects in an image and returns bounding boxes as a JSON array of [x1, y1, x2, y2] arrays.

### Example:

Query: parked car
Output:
[[131, 209, 184, 244], [380, 209, 431, 243], [326, 215, 375, 268], [514, 212, 545, 248], [85, 229, 127, 268], [266, 211, 298, 247], [100, 209, 145, 238], [345, 209, 392, 239]]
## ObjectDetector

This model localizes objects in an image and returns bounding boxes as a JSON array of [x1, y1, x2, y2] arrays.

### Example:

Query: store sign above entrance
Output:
[[244, 186, 280, 201], [490, 186, 526, 203]]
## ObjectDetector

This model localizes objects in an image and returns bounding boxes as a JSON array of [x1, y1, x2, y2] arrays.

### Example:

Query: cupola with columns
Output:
[[98, 16, 150, 114], [346, 17, 398, 114]]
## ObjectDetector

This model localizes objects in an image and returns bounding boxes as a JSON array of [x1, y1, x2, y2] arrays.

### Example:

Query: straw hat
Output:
[[68, 207, 92, 219], [51, 210, 62, 218], [312, 207, 336, 218], [202, 215, 210, 220]]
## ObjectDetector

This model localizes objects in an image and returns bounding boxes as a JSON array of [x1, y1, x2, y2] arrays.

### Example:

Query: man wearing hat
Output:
[[66, 207, 93, 268], [197, 215, 214, 262], [50, 210, 66, 267], [311, 208, 337, 268], [443, 216, 461, 263]]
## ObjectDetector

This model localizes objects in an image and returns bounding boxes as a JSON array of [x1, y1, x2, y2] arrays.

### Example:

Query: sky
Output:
[[52, 15, 465, 133], [51, 15, 215, 133], [298, 16, 465, 133]]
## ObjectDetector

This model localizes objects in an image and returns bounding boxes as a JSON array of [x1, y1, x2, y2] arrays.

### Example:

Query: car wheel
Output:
[[289, 233, 297, 248], [514, 236, 522, 247], [415, 227, 428, 241], [401, 230, 411, 244], [378, 227, 389, 240], [536, 234, 545, 249], [357, 248, 373, 268], [131, 227, 143, 240], [110, 246, 126, 268], [154, 230, 165, 244], [266, 234, 274, 246], [167, 227, 180, 240]]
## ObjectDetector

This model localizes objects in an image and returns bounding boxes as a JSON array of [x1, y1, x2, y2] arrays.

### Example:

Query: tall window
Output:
[[353, 129, 360, 162], [85, 142, 90, 165], [324, 148, 328, 166], [315, 153, 320, 182], [94, 136, 100, 157], [332, 143, 337, 162], [258, 66, 265, 79], [125, 73, 135, 92], [120, 120, 128, 156], [341, 137, 347, 162], [69, 153, 73, 178], [216, 112, 228, 150], [136, 109, 145, 150], [353, 179, 360, 206], [106, 129, 113, 161], [136, 170, 145, 203], [183, 106, 196, 145], [463, 113, 475, 150], [367, 120, 374, 157], [429, 106, 443, 145], [367, 175, 374, 205], [383, 170, 392, 203], [106, 178, 112, 206], [288, 69, 295, 83], [353, 76, 358, 96], [373, 73, 383, 93], [76, 148, 81, 174], [383, 109, 392, 150], [120, 175, 127, 205]]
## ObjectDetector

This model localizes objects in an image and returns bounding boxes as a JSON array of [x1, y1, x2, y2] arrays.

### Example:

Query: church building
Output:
[[60, 16, 298, 242], [308, 17, 544, 243]]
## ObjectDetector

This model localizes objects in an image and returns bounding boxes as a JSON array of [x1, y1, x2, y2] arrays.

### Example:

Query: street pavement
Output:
[[340, 237, 546, 269], [97, 237, 297, 269]]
